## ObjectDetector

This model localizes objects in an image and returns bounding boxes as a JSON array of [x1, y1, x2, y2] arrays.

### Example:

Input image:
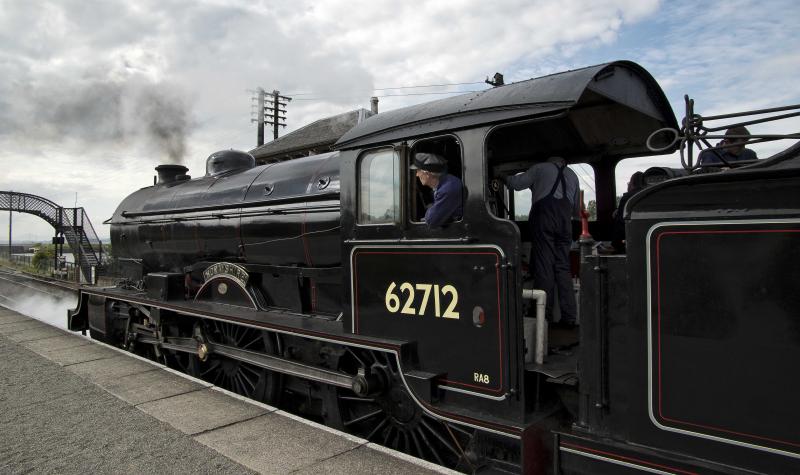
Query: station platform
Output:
[[0, 305, 454, 474]]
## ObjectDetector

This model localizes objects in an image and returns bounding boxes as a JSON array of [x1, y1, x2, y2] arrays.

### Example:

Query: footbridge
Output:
[[0, 191, 103, 282]]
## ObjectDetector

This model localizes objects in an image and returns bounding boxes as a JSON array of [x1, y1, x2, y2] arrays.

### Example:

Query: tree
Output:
[[31, 244, 55, 270], [587, 200, 597, 221]]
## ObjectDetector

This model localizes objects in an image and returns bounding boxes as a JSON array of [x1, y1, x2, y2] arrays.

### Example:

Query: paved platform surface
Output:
[[0, 305, 452, 474]]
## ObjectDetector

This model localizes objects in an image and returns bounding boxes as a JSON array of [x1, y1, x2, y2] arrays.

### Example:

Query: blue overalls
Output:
[[529, 163, 577, 324]]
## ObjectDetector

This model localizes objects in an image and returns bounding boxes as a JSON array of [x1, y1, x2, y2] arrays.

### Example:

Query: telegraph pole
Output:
[[7, 196, 11, 260], [266, 90, 290, 140], [251, 88, 267, 147], [251, 88, 291, 145], [255, 88, 266, 146]]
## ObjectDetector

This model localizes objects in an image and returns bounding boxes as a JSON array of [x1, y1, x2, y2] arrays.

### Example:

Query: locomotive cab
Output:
[[335, 61, 680, 470]]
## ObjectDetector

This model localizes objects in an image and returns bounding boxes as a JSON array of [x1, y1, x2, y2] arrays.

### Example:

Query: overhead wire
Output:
[[283, 81, 486, 96], [574, 164, 596, 193], [290, 89, 488, 101]]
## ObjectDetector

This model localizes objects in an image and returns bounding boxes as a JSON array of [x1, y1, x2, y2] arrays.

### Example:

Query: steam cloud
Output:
[[5, 76, 191, 163], [0, 289, 77, 330]]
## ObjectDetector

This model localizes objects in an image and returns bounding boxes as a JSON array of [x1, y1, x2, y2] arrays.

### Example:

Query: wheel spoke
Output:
[[416, 426, 444, 465], [410, 430, 424, 458], [345, 347, 366, 368], [382, 425, 394, 445], [227, 324, 236, 343], [382, 353, 397, 376], [241, 367, 257, 391], [241, 333, 262, 350], [391, 428, 401, 449], [212, 367, 223, 386], [200, 359, 221, 377], [235, 371, 252, 393], [240, 364, 261, 380], [343, 409, 383, 427], [230, 372, 240, 394], [238, 327, 251, 347], [235, 371, 251, 396], [421, 419, 460, 458], [445, 422, 475, 473], [365, 417, 389, 441]]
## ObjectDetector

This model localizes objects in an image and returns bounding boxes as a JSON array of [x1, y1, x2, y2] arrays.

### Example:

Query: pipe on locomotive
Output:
[[522, 289, 547, 365]]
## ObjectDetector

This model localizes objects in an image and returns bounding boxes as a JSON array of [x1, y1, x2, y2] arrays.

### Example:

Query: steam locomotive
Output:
[[67, 60, 800, 474]]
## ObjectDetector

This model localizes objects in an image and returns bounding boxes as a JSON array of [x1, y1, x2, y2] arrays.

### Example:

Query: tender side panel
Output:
[[557, 435, 707, 475], [351, 246, 507, 397], [647, 221, 800, 457]]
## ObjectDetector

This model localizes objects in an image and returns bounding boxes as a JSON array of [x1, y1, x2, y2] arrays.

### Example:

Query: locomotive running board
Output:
[[72, 287, 527, 439], [152, 336, 360, 391]]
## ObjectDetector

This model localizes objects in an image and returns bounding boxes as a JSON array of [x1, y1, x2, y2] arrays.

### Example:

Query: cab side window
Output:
[[409, 136, 463, 223], [358, 148, 400, 224]]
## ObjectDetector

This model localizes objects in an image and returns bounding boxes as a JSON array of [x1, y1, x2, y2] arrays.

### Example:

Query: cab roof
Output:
[[335, 60, 678, 157]]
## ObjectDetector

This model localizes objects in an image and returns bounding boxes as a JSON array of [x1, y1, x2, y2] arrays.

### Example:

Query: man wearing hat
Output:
[[698, 126, 758, 166], [410, 153, 463, 227]]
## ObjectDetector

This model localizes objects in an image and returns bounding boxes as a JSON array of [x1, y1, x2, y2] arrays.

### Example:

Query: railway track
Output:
[[0, 266, 78, 292]]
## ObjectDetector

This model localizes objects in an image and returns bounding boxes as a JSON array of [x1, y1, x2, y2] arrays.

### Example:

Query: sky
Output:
[[1, 0, 798, 242]]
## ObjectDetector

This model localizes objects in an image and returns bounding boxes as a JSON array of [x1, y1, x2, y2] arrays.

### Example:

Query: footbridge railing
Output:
[[0, 191, 104, 283]]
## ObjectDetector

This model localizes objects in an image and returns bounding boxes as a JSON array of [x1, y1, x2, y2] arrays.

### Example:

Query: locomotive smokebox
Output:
[[155, 164, 189, 184]]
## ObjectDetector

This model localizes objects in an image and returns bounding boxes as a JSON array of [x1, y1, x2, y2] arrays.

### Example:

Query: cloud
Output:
[[637, 1, 798, 110], [0, 0, 662, 152], [582, 0, 800, 195], [3, 0, 795, 242], [284, 0, 659, 86], [0, 0, 679, 240]]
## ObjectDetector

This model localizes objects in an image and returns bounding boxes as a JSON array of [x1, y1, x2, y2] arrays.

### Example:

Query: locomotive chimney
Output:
[[370, 96, 379, 114], [155, 164, 189, 184]]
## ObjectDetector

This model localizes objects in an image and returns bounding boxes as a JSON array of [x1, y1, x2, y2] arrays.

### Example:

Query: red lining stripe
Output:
[[655, 228, 800, 449], [561, 442, 699, 475], [353, 249, 505, 394]]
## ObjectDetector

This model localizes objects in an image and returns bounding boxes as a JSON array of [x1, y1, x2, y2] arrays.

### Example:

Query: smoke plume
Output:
[[4, 74, 192, 163], [133, 86, 190, 163]]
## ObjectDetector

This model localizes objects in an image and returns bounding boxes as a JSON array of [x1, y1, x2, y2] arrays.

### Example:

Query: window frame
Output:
[[355, 146, 402, 227], [407, 133, 465, 226], [483, 114, 598, 223]]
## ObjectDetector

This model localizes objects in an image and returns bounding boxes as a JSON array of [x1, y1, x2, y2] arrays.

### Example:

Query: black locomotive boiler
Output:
[[68, 60, 800, 474]]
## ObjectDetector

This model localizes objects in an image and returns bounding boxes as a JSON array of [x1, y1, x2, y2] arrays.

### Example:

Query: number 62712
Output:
[[384, 282, 459, 319]]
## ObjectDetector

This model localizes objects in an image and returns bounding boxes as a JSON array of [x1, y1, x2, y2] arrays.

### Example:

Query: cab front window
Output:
[[357, 148, 400, 224]]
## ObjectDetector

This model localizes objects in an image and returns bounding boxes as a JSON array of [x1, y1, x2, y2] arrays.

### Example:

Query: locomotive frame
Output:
[[67, 60, 800, 474]]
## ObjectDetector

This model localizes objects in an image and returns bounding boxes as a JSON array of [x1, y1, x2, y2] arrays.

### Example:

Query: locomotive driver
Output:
[[505, 156, 580, 327], [410, 153, 463, 227]]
